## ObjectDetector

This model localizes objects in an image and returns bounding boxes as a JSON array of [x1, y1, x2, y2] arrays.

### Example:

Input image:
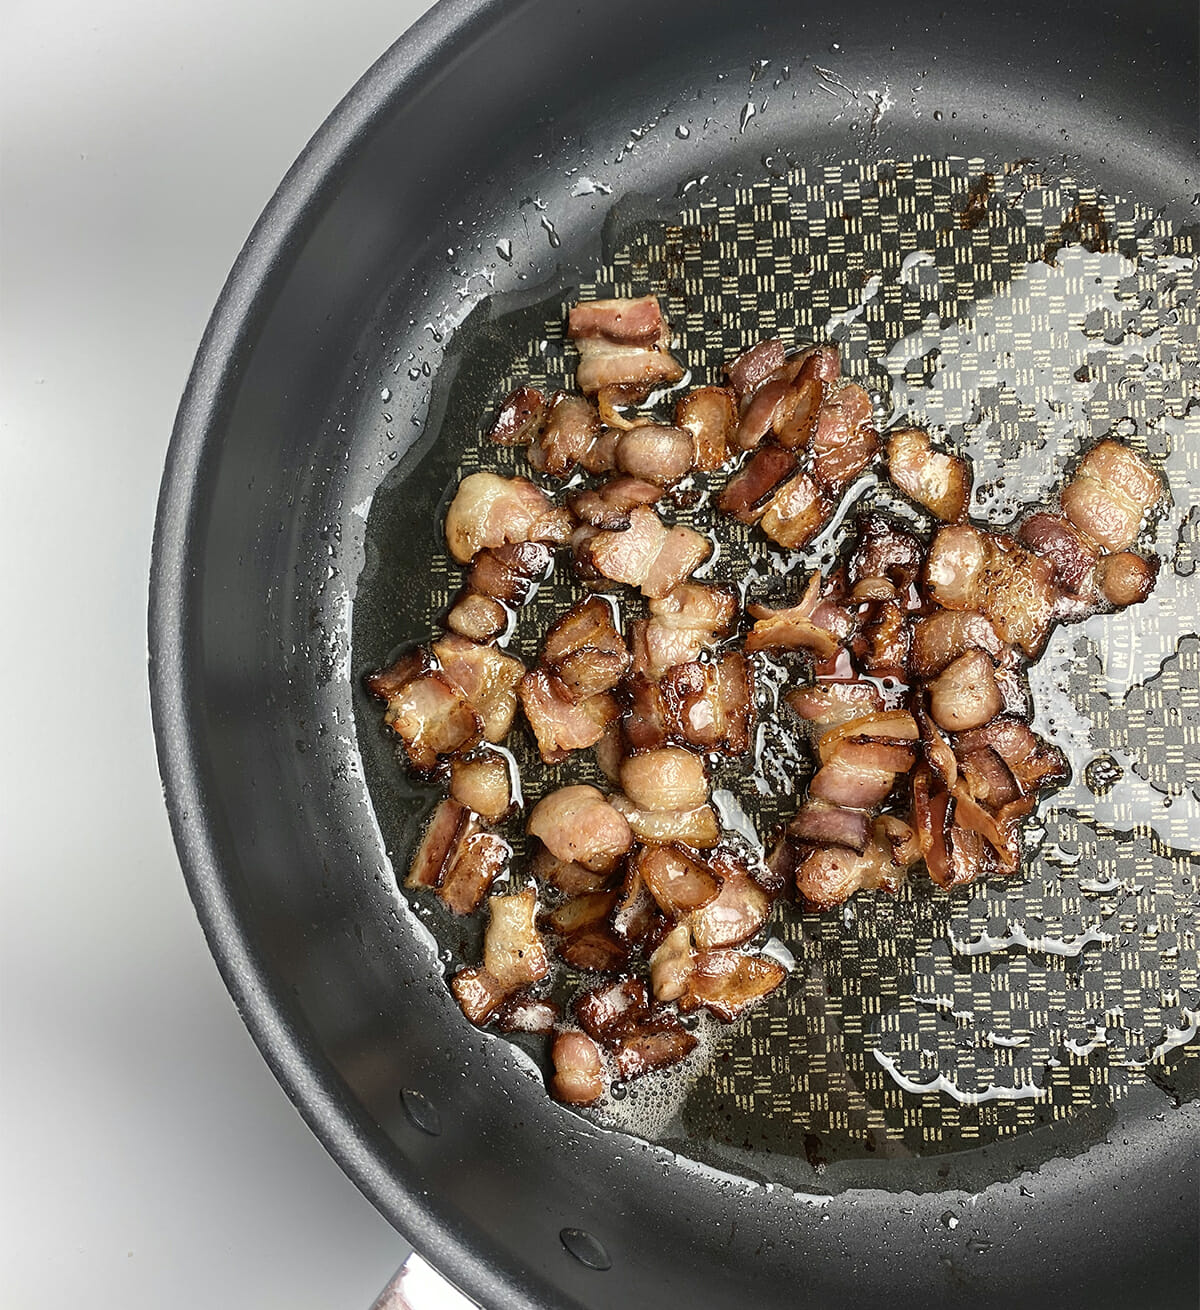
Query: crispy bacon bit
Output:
[[655, 653, 755, 754], [676, 386, 738, 470], [929, 650, 1003, 732], [609, 794, 721, 848], [527, 391, 603, 478], [726, 338, 787, 398], [1096, 551, 1159, 607], [760, 472, 831, 549], [488, 385, 546, 446], [445, 472, 573, 564], [527, 785, 634, 872], [432, 635, 524, 743], [365, 648, 432, 702], [451, 965, 508, 1025], [611, 1015, 697, 1079], [680, 950, 786, 1020], [550, 1030, 606, 1104], [467, 540, 553, 606], [568, 296, 685, 398], [575, 978, 651, 1041], [519, 670, 617, 762], [718, 445, 798, 521], [616, 424, 697, 485], [620, 748, 709, 812], [407, 799, 472, 889], [848, 513, 924, 592], [886, 427, 971, 520], [1016, 512, 1098, 595], [449, 753, 514, 823], [496, 996, 560, 1034], [690, 872, 770, 950], [543, 597, 630, 700], [1060, 439, 1163, 552], [747, 587, 842, 659], [483, 887, 549, 990], [579, 505, 711, 600], [446, 591, 509, 644], [811, 382, 879, 490], [635, 844, 721, 915], [438, 829, 510, 914], [794, 826, 910, 910], [954, 717, 1069, 795], [384, 672, 482, 771], [567, 477, 662, 529]]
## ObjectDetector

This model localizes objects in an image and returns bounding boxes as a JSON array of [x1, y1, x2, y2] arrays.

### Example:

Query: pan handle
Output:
[[370, 1252, 479, 1310]]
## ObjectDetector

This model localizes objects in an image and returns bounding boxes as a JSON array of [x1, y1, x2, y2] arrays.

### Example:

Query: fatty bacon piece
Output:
[[885, 427, 971, 522], [527, 785, 634, 873], [783, 819, 919, 911], [675, 386, 738, 470], [746, 573, 853, 660], [451, 886, 550, 1025], [449, 752, 514, 824], [446, 540, 555, 646], [567, 477, 662, 530], [519, 669, 619, 763], [567, 295, 685, 404], [622, 653, 755, 755], [576, 505, 712, 600], [431, 635, 525, 743], [444, 472, 574, 564], [628, 582, 738, 681], [1060, 439, 1164, 553], [406, 797, 510, 914], [366, 650, 482, 773]]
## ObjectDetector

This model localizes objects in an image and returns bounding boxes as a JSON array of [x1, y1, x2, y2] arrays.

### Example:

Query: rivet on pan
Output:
[[399, 1088, 442, 1136], [559, 1228, 612, 1271]]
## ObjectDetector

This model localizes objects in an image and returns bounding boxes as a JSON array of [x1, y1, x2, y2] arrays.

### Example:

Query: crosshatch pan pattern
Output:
[[377, 155, 1199, 1156]]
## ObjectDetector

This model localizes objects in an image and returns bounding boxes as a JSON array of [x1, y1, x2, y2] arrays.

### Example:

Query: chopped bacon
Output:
[[927, 649, 1003, 732], [519, 670, 617, 762], [1016, 512, 1098, 595], [954, 717, 1069, 796], [610, 867, 663, 947], [611, 1015, 698, 1079], [530, 846, 614, 896], [438, 829, 510, 914], [451, 965, 509, 1025], [1096, 551, 1159, 607], [466, 540, 553, 605], [816, 711, 919, 761], [579, 505, 712, 600], [657, 653, 755, 754], [527, 785, 634, 872], [675, 386, 738, 470], [853, 598, 910, 676], [635, 844, 721, 915], [680, 951, 786, 1020], [608, 794, 721, 848], [550, 1030, 606, 1104], [558, 928, 630, 971], [747, 585, 842, 658], [620, 747, 709, 812], [496, 996, 560, 1034], [483, 887, 549, 990], [616, 424, 697, 485], [575, 978, 651, 1041], [886, 427, 971, 520], [567, 477, 662, 529], [788, 800, 873, 853], [445, 472, 573, 564], [407, 799, 472, 890], [848, 513, 924, 592], [735, 374, 792, 450], [542, 597, 630, 700], [760, 472, 831, 549], [690, 872, 770, 950], [527, 391, 603, 478], [792, 824, 911, 910], [785, 680, 885, 729], [432, 635, 525, 743], [811, 382, 879, 490], [650, 921, 694, 1002], [630, 583, 737, 681], [909, 608, 1004, 678], [446, 591, 509, 644], [594, 719, 625, 783], [365, 648, 432, 702], [957, 745, 1020, 809], [545, 889, 620, 937], [1060, 439, 1163, 552], [718, 445, 798, 521], [449, 753, 514, 823], [568, 296, 685, 398], [488, 385, 546, 446], [725, 338, 787, 398], [383, 672, 482, 771]]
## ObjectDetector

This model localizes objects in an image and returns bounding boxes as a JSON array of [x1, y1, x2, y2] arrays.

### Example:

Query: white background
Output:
[[2, 2, 441, 1305]]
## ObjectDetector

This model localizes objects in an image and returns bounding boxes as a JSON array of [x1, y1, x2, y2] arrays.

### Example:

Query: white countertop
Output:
[[2, 3, 441, 1305]]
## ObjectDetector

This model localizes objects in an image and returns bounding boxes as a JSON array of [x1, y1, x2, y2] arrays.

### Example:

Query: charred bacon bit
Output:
[[575, 978, 651, 1042], [616, 424, 697, 485], [958, 745, 1020, 809], [451, 965, 508, 1025], [811, 382, 879, 490], [568, 296, 685, 398], [718, 445, 798, 521], [853, 599, 910, 677], [445, 472, 573, 564], [929, 650, 1004, 732], [467, 540, 553, 606], [488, 385, 546, 446], [788, 801, 872, 853], [848, 513, 925, 593], [550, 1030, 606, 1105], [620, 747, 709, 812], [567, 476, 662, 529], [760, 472, 831, 550], [365, 648, 432, 702], [1016, 512, 1098, 595], [406, 799, 472, 889], [680, 951, 786, 1021], [885, 427, 971, 521], [527, 785, 634, 872], [608, 794, 721, 848], [530, 846, 614, 896], [449, 753, 514, 824], [785, 680, 885, 729], [1060, 439, 1163, 552], [1096, 551, 1159, 608], [384, 672, 483, 771], [579, 505, 711, 600], [909, 608, 1004, 678], [725, 337, 787, 399], [689, 873, 770, 951], [611, 1015, 698, 1080], [543, 597, 631, 700], [496, 996, 560, 1035], [527, 391, 603, 479], [519, 670, 617, 762], [483, 887, 549, 991], [438, 830, 510, 914], [635, 844, 721, 915], [446, 591, 509, 644], [432, 635, 525, 744], [675, 386, 738, 470], [650, 922, 695, 1003]]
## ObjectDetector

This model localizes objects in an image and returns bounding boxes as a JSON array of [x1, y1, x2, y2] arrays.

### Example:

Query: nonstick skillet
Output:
[[149, 1, 1200, 1306]]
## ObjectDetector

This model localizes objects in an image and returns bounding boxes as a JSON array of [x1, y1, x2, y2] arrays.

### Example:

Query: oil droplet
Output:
[[941, 1211, 960, 1229], [739, 102, 757, 133], [1084, 753, 1124, 795], [495, 238, 513, 261], [380, 387, 391, 402], [932, 109, 943, 122], [540, 214, 561, 248], [675, 124, 691, 139]]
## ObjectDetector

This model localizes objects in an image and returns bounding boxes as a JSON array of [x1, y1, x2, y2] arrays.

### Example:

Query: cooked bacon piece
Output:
[[809, 750, 907, 809], [957, 745, 1020, 809], [635, 844, 721, 915], [630, 583, 737, 681], [438, 830, 510, 914], [1060, 439, 1163, 552], [793, 825, 911, 910], [921, 788, 990, 890], [446, 591, 509, 644], [594, 719, 625, 784], [611, 1015, 697, 1080], [384, 672, 482, 771], [467, 540, 553, 606], [579, 505, 712, 600], [527, 784, 634, 872], [609, 794, 721, 848], [483, 887, 549, 990], [718, 445, 798, 521], [1016, 512, 1098, 595], [530, 846, 614, 896], [680, 951, 786, 1020], [771, 348, 838, 447], [690, 873, 770, 950], [1097, 551, 1159, 607], [909, 608, 1004, 678], [407, 799, 472, 890], [550, 1030, 606, 1105], [558, 928, 630, 971], [620, 748, 709, 811], [816, 711, 920, 762], [954, 717, 1069, 796], [726, 337, 786, 398], [616, 424, 696, 485], [543, 597, 630, 700], [567, 477, 662, 529], [785, 680, 885, 729], [451, 965, 508, 1025], [568, 296, 685, 398], [746, 588, 841, 658], [365, 648, 432, 702], [925, 524, 1058, 657], [488, 385, 546, 446], [610, 867, 663, 947], [811, 382, 878, 490], [643, 526, 713, 600], [545, 889, 620, 937], [527, 391, 603, 478], [445, 472, 573, 564], [519, 671, 617, 762], [496, 996, 560, 1034], [848, 513, 924, 592], [760, 472, 831, 549], [886, 427, 971, 520], [621, 674, 672, 752], [735, 374, 791, 450], [449, 753, 514, 823], [658, 653, 755, 754], [853, 598, 909, 676], [675, 386, 738, 470], [650, 922, 694, 1003], [788, 801, 873, 853], [575, 978, 651, 1042], [929, 650, 1003, 732], [432, 635, 524, 743]]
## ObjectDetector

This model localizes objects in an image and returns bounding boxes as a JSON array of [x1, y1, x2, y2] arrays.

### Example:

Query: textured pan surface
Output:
[[151, 2, 1199, 1306]]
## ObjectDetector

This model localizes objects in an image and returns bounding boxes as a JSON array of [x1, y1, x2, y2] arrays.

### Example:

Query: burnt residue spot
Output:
[[803, 1131, 828, 1170], [959, 172, 994, 230], [1043, 200, 1113, 265]]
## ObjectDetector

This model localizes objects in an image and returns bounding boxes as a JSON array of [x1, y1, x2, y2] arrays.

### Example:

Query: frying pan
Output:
[[149, 1, 1200, 1306]]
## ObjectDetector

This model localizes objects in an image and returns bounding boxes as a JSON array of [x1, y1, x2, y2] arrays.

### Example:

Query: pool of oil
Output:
[[353, 154, 1199, 1189]]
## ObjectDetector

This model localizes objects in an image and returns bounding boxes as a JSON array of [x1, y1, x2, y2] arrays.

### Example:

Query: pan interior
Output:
[[353, 152, 1199, 1192]]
